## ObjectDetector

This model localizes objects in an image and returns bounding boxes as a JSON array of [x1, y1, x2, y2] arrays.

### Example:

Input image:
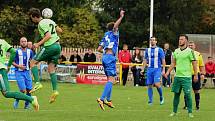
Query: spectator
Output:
[[69, 51, 82, 65], [202, 57, 215, 87], [84, 48, 96, 62], [162, 43, 172, 87], [119, 44, 131, 86], [131, 48, 143, 86], [27, 41, 36, 56], [58, 54, 67, 65]]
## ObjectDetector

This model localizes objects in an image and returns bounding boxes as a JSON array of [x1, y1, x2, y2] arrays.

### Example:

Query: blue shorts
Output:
[[146, 68, 162, 85], [102, 54, 117, 77], [15, 70, 33, 91]]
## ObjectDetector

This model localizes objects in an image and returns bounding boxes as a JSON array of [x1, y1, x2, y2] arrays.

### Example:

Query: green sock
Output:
[[50, 73, 57, 91], [185, 93, 192, 113], [4, 91, 33, 103], [173, 92, 180, 113], [31, 66, 40, 83]]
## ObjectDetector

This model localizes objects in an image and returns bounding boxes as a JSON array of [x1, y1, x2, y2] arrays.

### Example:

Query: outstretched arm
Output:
[[113, 10, 125, 33]]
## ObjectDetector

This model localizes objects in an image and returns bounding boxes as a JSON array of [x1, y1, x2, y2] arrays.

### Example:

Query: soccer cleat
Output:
[[196, 107, 200, 111], [97, 98, 105, 111], [104, 100, 115, 108], [49, 91, 59, 104], [29, 82, 43, 93], [160, 97, 164, 105], [183, 106, 187, 110], [188, 113, 194, 118], [169, 112, 177, 117], [148, 102, 153, 106], [31, 96, 39, 111], [13, 100, 19, 109]]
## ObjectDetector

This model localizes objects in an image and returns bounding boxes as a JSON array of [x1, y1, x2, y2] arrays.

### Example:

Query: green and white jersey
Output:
[[38, 19, 60, 46], [173, 47, 196, 77], [0, 39, 12, 69]]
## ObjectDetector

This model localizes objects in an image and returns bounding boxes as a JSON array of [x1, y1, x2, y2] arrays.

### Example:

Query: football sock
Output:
[[101, 81, 112, 101], [156, 87, 163, 101], [173, 92, 180, 113], [31, 66, 40, 83], [185, 92, 192, 113], [106, 81, 113, 101], [4, 91, 33, 102], [195, 93, 200, 108], [50, 73, 57, 91], [25, 92, 31, 106], [148, 87, 153, 103]]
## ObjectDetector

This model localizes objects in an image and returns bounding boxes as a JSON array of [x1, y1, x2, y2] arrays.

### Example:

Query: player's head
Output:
[[164, 43, 169, 50], [106, 22, 115, 31], [20, 37, 28, 48], [29, 8, 41, 23], [27, 41, 33, 49], [150, 37, 157, 46], [123, 44, 128, 50], [188, 41, 196, 50], [179, 34, 188, 47]]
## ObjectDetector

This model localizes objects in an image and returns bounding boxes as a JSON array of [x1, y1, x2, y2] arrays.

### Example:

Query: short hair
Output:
[[188, 40, 195, 44], [123, 43, 128, 47], [106, 22, 115, 31], [29, 8, 41, 18], [20, 37, 27, 41], [150, 36, 157, 41], [179, 34, 188, 40], [208, 56, 212, 59]]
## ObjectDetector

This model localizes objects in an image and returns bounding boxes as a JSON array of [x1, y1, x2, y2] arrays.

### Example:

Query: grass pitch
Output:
[[0, 82, 215, 121]]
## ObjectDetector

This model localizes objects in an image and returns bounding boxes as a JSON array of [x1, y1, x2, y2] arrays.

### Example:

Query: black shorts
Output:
[[205, 73, 214, 78], [192, 74, 201, 90]]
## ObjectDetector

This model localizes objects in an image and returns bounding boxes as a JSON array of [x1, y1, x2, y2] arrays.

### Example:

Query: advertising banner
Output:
[[76, 64, 108, 84]]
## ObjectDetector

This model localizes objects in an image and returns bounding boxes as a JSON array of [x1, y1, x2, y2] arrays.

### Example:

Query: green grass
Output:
[[0, 82, 215, 121]]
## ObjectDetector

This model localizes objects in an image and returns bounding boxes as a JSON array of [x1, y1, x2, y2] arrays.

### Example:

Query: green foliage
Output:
[[97, 0, 209, 49], [0, 0, 214, 49], [58, 8, 103, 48], [0, 6, 34, 45]]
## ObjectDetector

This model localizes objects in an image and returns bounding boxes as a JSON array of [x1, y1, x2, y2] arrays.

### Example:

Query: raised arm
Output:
[[113, 10, 125, 33]]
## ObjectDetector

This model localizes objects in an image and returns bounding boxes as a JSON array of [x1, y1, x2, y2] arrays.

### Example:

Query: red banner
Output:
[[76, 64, 108, 84]]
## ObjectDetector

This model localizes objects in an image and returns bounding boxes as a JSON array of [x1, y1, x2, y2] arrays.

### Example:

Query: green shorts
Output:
[[34, 42, 61, 64], [172, 77, 192, 94], [0, 69, 10, 92]]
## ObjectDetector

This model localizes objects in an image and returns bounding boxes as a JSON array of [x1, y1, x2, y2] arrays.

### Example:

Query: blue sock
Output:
[[157, 87, 163, 101], [148, 87, 153, 103], [100, 81, 112, 101], [106, 82, 113, 101], [25, 92, 31, 106]]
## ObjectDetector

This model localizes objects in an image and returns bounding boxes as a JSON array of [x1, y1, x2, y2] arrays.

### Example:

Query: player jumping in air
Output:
[[96, 10, 125, 110], [28, 8, 62, 103]]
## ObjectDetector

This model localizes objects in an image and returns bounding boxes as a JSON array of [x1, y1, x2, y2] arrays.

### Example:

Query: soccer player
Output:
[[164, 34, 198, 118], [29, 8, 62, 103], [183, 41, 205, 110], [0, 39, 39, 111], [13, 37, 34, 109], [96, 10, 125, 110], [142, 37, 165, 105]]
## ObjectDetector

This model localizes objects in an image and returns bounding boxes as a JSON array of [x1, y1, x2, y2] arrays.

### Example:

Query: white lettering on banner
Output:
[[87, 65, 105, 74], [87, 76, 107, 80], [88, 65, 103, 70]]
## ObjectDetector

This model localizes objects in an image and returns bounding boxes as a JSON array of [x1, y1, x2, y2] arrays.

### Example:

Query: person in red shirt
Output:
[[202, 56, 215, 87], [119, 44, 131, 86]]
